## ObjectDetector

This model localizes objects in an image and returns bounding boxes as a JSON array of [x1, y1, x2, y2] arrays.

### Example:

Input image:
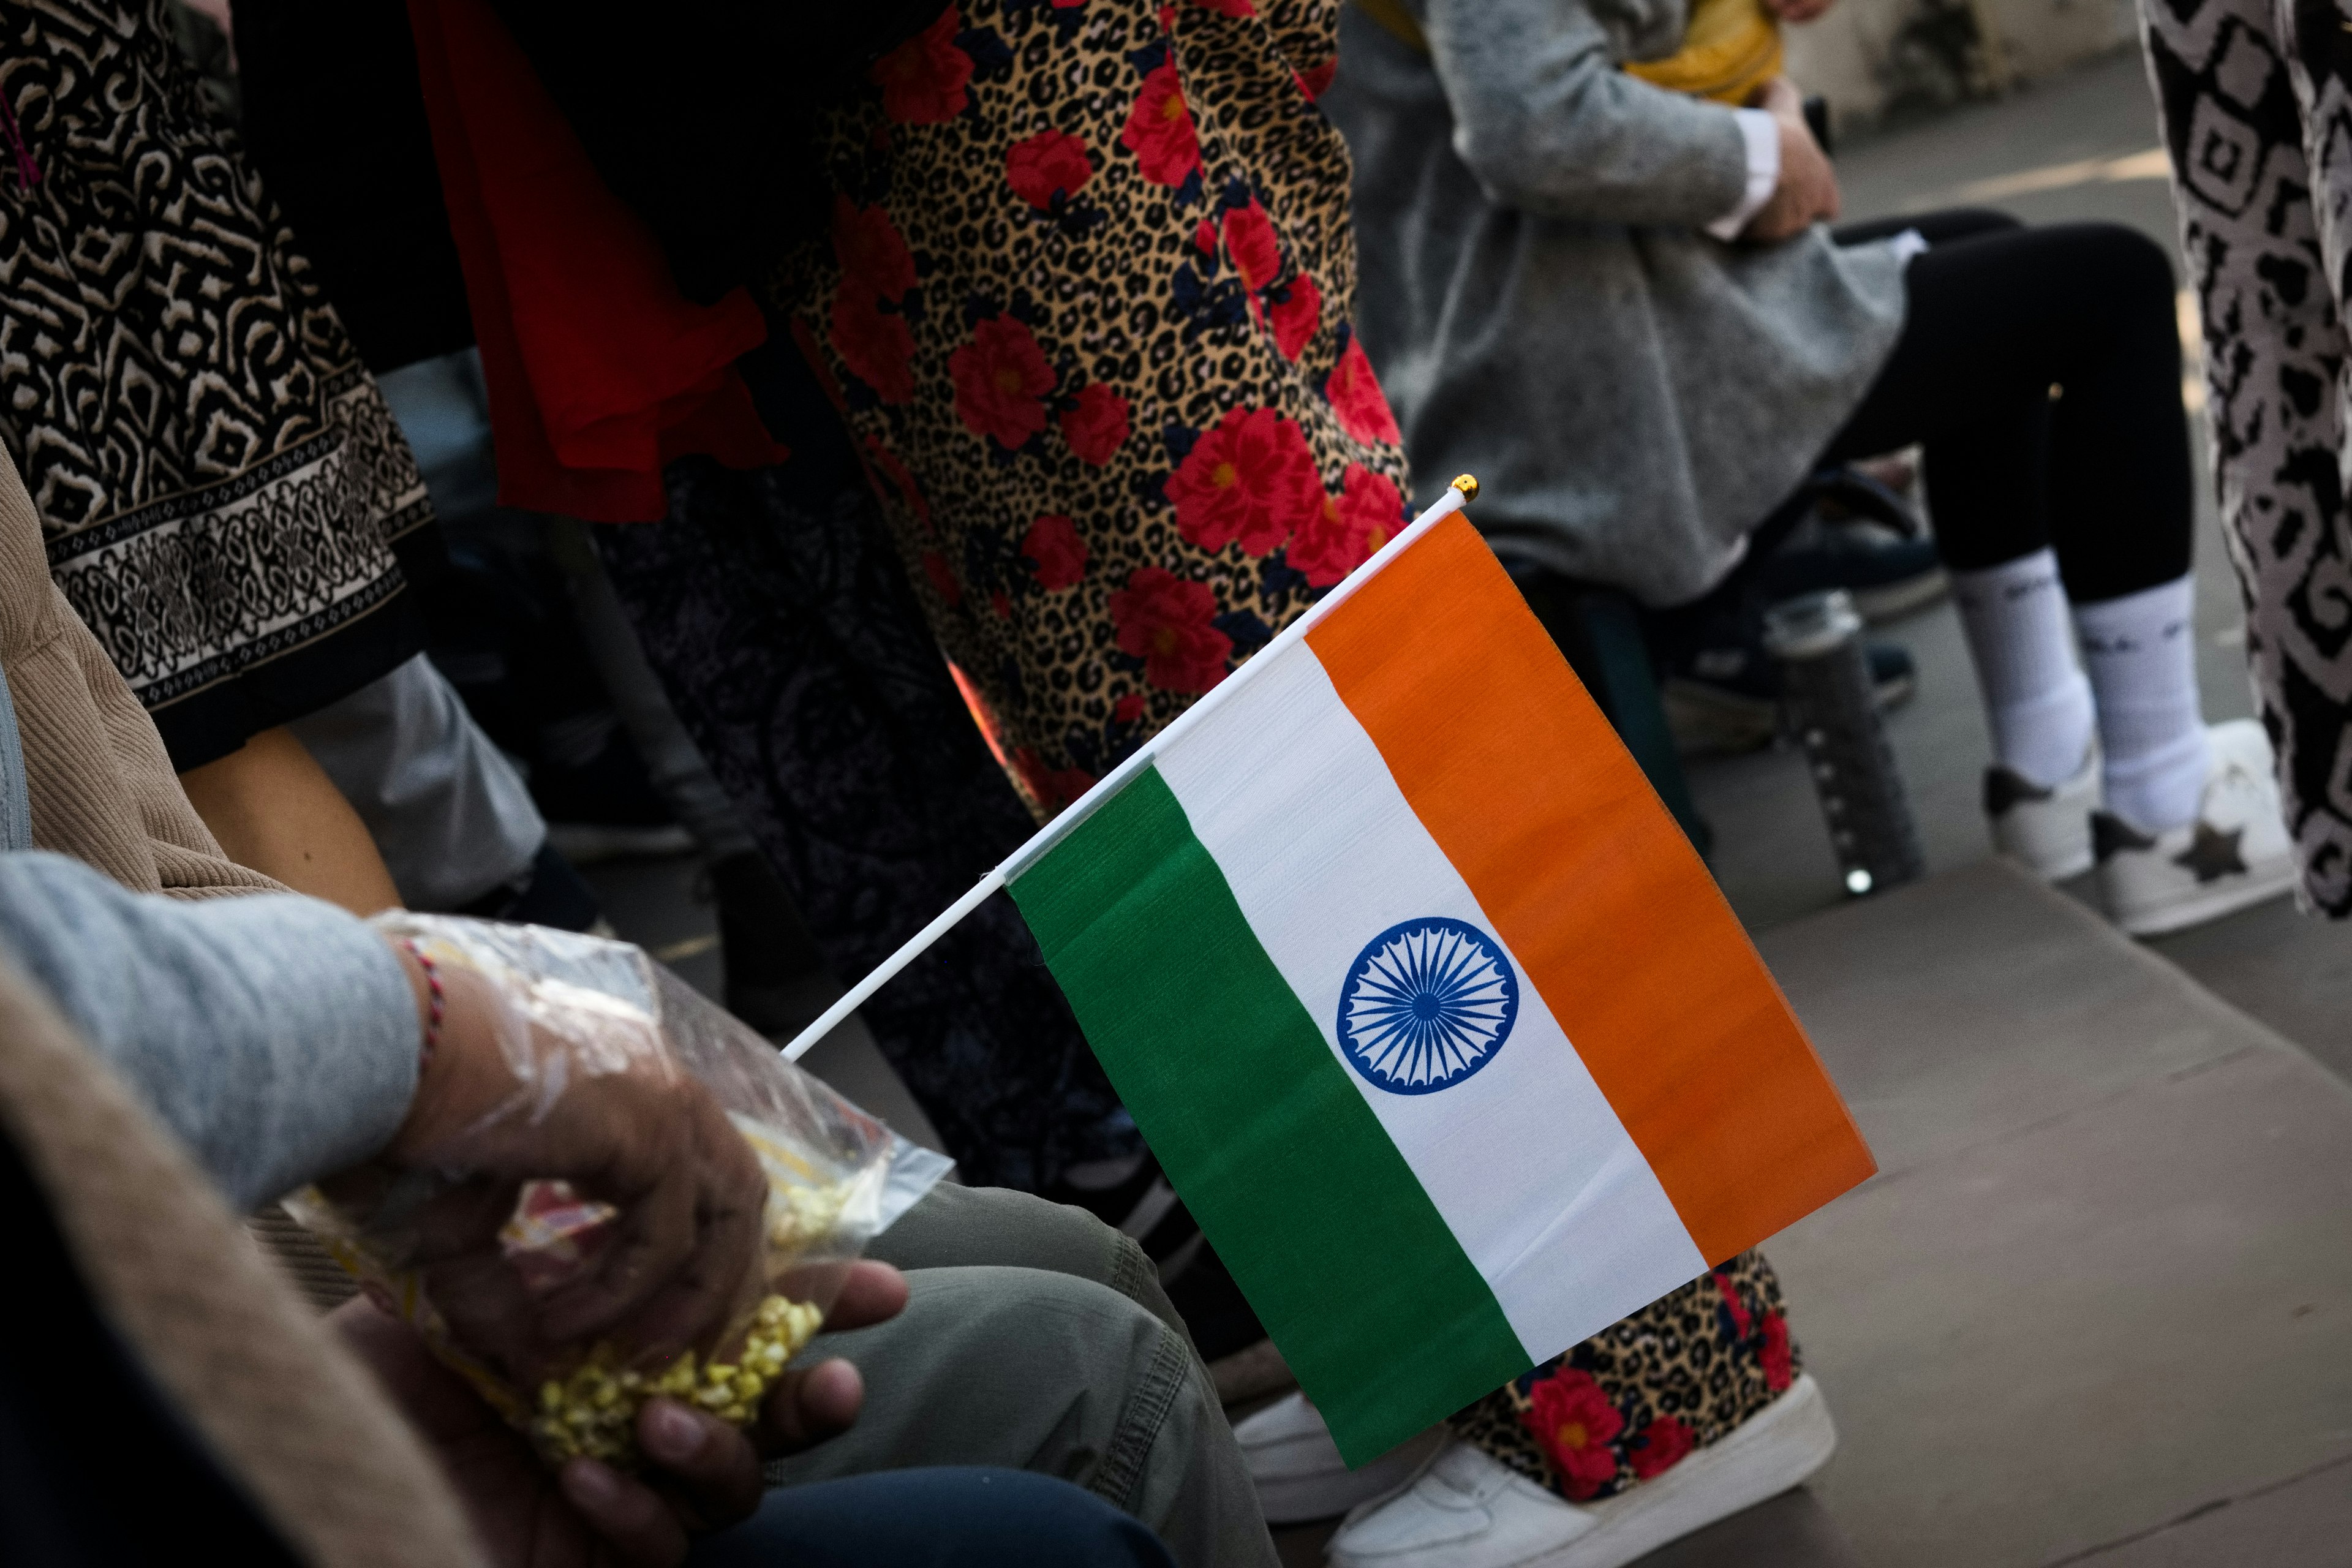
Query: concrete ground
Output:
[[579, 45, 2352, 1568]]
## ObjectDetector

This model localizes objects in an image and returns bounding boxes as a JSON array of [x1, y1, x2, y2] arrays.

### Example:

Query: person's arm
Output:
[[0, 850, 418, 1211], [1417, 0, 1762, 228], [178, 725, 403, 916]]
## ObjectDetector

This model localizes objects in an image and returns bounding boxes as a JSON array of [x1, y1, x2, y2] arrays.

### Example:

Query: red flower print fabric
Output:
[[1166, 406, 1323, 556], [833, 198, 918, 300], [1110, 567, 1231, 692], [1122, 62, 1200, 187], [1327, 334, 1403, 446], [1223, 200, 1281, 290], [1060, 384, 1131, 465], [950, 315, 1057, 450], [1022, 514, 1089, 589], [1007, 130, 1095, 208], [1270, 273, 1321, 360], [1447, 1252, 1803, 1507], [780, 0, 1407, 813], [871, 7, 973, 124], [1288, 462, 1403, 587], [1522, 1368, 1625, 1501], [1626, 1417, 1695, 1480]]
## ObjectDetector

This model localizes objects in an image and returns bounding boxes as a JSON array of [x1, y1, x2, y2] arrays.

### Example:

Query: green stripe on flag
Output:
[[1011, 766, 1531, 1463]]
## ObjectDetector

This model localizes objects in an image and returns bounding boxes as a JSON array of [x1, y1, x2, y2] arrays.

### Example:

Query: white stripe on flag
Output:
[[1154, 644, 1708, 1359]]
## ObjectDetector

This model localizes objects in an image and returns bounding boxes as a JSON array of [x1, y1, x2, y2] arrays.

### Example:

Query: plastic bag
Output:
[[285, 915, 950, 1470]]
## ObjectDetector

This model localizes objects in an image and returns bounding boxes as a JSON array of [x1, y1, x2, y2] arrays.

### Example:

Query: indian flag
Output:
[[1002, 487, 1875, 1465]]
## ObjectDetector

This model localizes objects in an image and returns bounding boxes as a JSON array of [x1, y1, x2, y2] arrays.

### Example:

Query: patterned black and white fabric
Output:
[[0, 0, 432, 769], [2142, 0, 2352, 913]]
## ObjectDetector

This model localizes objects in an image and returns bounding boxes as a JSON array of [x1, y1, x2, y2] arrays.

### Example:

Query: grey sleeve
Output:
[[1421, 0, 1754, 228], [0, 852, 418, 1212]]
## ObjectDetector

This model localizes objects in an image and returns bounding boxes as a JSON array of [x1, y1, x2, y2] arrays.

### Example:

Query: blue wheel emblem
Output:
[[1335, 916, 1518, 1094]]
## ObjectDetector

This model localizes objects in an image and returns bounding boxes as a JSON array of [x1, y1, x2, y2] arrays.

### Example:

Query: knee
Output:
[[866, 1181, 1131, 1285], [2074, 222, 2177, 309]]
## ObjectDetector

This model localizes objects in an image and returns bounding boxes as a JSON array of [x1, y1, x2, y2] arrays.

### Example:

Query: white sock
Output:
[[1950, 550, 2095, 788], [2074, 575, 2210, 834]]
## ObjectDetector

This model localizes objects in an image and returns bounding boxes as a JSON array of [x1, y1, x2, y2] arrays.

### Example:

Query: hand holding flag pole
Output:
[[776, 475, 1483, 1064]]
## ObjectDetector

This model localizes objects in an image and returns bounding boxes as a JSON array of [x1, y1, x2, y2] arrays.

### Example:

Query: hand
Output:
[[356, 943, 769, 1383], [1762, 0, 1834, 22], [333, 1260, 909, 1568], [1743, 77, 1839, 242]]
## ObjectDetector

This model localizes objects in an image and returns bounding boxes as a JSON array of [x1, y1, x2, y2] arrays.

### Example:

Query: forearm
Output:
[[0, 852, 419, 1210], [1420, 0, 1752, 227]]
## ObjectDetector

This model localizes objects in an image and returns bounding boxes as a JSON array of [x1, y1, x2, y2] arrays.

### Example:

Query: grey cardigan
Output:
[[1322, 0, 1909, 605]]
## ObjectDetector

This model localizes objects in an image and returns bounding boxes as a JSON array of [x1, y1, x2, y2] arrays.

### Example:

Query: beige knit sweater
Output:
[[0, 447, 488, 1567]]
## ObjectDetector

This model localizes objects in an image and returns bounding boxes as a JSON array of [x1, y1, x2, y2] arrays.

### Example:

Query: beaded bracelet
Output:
[[400, 937, 445, 1068]]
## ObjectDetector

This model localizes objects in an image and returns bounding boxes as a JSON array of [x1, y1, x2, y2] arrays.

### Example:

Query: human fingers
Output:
[[581, 1090, 767, 1356], [752, 1357, 865, 1457], [824, 1261, 910, 1332], [634, 1399, 764, 1533], [559, 1460, 690, 1568]]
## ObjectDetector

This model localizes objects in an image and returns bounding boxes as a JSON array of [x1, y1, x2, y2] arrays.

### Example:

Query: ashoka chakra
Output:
[[1335, 916, 1518, 1095]]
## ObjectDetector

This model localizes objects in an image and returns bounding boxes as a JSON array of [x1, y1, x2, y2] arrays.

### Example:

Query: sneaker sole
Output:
[[1255, 1428, 1449, 1524], [2109, 859, 2299, 937], [1527, 1374, 1836, 1568], [545, 823, 698, 864], [1851, 567, 1948, 624]]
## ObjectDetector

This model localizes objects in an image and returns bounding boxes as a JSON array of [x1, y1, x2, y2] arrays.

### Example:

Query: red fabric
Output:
[[405, 0, 786, 522]]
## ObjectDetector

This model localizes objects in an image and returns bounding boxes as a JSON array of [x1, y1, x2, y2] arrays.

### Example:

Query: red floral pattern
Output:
[[1626, 1417, 1695, 1480], [1021, 513, 1089, 589], [1270, 272, 1321, 361], [785, 0, 1407, 809], [1451, 1253, 1800, 1508], [832, 198, 918, 301], [950, 315, 1057, 449], [870, 7, 973, 124], [921, 550, 962, 606], [1121, 62, 1200, 187], [1060, 383, 1131, 465], [1289, 462, 1401, 587], [1522, 1368, 1625, 1501], [1006, 129, 1095, 208], [1109, 566, 1231, 692], [1223, 199, 1281, 290], [1327, 335, 1403, 446], [1760, 1313, 1793, 1392], [1165, 405, 1323, 556]]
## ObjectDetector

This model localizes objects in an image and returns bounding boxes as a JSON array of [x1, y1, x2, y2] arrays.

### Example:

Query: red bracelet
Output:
[[400, 937, 444, 1068]]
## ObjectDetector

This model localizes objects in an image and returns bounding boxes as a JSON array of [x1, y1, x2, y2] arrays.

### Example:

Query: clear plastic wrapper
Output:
[[285, 916, 949, 1470]]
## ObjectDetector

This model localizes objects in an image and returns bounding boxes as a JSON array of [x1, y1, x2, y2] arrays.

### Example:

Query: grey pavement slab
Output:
[[2142, 897, 2352, 1086], [2055, 1454, 2352, 1566], [1755, 859, 2279, 1175], [1756, 859, 2352, 1567]]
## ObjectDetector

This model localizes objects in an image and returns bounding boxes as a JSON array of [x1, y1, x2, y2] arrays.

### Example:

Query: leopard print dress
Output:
[[1447, 1251, 1801, 1502], [0, 0, 431, 769], [770, 0, 1412, 814], [2141, 0, 2352, 914]]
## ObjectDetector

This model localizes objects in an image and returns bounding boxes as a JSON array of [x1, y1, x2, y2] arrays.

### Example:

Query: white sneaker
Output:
[[2094, 719, 2297, 937], [1326, 1374, 1836, 1568], [1235, 1393, 1446, 1524], [1985, 743, 2100, 880]]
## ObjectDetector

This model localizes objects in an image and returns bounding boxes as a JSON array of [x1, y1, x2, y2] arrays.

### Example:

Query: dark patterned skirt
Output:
[[0, 0, 432, 769]]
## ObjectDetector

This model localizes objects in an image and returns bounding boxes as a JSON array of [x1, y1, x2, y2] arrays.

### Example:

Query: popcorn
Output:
[[529, 1294, 827, 1466]]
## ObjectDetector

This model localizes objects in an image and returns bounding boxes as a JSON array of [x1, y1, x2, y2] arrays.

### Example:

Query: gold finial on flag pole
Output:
[[1450, 474, 1479, 502]]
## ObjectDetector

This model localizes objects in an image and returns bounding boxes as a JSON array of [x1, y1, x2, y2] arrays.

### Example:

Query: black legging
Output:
[[1820, 209, 2193, 603]]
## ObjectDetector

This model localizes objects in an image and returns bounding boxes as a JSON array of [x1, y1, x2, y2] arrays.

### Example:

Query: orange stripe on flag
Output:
[[1306, 516, 1874, 1264]]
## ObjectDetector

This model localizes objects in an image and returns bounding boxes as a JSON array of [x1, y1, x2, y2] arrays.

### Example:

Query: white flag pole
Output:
[[778, 477, 1478, 1062]]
